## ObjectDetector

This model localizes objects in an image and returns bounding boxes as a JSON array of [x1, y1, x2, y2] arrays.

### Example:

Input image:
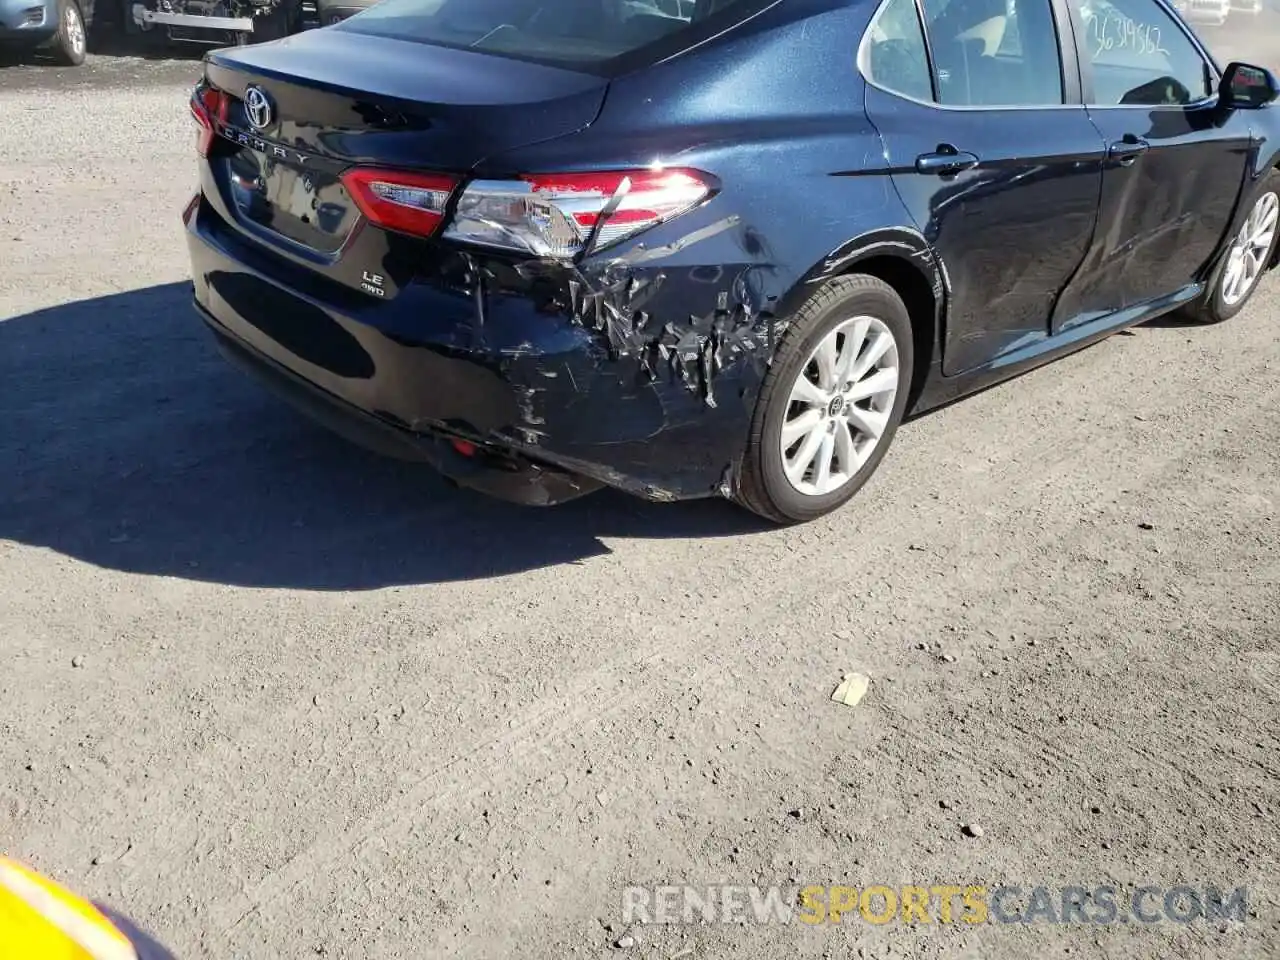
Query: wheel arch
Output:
[[1245, 142, 1280, 268], [777, 228, 946, 411], [1271, 157, 1280, 270]]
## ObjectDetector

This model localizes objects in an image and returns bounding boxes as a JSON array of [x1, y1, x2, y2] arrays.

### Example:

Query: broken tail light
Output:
[[341, 168, 459, 239], [442, 169, 714, 259], [190, 85, 227, 158]]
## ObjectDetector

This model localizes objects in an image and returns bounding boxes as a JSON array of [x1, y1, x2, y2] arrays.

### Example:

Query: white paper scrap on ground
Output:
[[831, 672, 870, 707]]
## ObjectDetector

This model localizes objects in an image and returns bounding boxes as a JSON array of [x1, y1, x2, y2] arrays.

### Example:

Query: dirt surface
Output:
[[2, 16, 1279, 960]]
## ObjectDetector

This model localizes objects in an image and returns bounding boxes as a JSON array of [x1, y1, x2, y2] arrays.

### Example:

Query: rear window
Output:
[[336, 0, 773, 71]]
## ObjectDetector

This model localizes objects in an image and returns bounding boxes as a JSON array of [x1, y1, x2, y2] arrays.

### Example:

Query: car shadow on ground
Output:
[[0, 24, 203, 68], [89, 30, 208, 60], [0, 284, 767, 590]]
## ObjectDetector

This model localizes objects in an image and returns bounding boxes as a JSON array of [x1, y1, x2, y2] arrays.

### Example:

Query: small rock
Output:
[[941, 654, 956, 664], [788, 808, 805, 820], [71, 656, 85, 668], [1090, 805, 1102, 815], [962, 823, 984, 838], [596, 790, 612, 809], [938, 799, 952, 810], [1101, 841, 1112, 850], [312, 694, 322, 706], [614, 934, 636, 949], [1138, 522, 1155, 531], [980, 671, 991, 678]]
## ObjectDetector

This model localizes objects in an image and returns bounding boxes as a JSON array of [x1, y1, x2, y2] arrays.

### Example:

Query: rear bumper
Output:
[[200, 304, 603, 506], [130, 3, 253, 30], [187, 195, 757, 503]]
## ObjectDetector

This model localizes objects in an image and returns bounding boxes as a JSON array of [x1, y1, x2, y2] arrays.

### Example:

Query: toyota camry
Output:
[[185, 0, 1280, 523]]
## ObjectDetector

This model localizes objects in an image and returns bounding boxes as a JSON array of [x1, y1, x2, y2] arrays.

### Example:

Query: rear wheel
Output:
[[1185, 173, 1280, 324], [49, 0, 87, 65], [734, 274, 914, 525]]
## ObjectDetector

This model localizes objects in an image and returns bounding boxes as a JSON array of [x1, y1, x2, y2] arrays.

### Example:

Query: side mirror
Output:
[[1220, 62, 1280, 110]]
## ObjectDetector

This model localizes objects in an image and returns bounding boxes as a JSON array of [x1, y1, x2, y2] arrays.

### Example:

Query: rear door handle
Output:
[[916, 148, 980, 176], [1108, 136, 1150, 166]]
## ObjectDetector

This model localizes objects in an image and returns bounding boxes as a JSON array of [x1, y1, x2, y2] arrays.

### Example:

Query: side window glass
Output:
[[919, 0, 1066, 106], [864, 0, 935, 103], [1077, 0, 1213, 105]]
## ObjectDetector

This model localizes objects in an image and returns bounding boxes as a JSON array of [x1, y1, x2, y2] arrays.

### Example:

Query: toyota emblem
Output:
[[244, 85, 274, 131]]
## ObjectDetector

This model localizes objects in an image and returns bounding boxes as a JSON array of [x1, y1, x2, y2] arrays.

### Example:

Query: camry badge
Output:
[[244, 85, 274, 131]]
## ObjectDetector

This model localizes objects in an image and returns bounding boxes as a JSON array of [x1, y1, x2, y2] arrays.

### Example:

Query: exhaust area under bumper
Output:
[[199, 303, 604, 507]]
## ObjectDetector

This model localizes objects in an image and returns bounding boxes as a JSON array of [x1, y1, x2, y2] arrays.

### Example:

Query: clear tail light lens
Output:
[[442, 169, 713, 258], [341, 168, 460, 238], [190, 85, 226, 158]]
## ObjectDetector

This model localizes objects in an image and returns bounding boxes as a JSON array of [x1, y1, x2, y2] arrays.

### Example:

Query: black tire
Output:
[[1183, 170, 1280, 324], [49, 0, 88, 65], [734, 274, 915, 525]]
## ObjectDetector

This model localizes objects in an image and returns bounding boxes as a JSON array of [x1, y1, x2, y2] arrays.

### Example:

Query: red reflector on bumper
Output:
[[450, 439, 477, 457]]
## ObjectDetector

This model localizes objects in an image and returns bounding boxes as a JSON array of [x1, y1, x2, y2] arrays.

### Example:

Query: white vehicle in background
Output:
[[1169, 0, 1231, 26], [1228, 0, 1261, 14]]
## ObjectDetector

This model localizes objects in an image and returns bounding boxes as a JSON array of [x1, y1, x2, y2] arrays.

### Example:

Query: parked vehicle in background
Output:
[[0, 0, 91, 64], [301, 0, 364, 26], [1228, 0, 1261, 14], [128, 0, 376, 47], [1169, 0, 1231, 26]]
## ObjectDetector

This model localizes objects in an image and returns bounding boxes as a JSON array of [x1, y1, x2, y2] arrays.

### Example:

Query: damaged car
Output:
[[184, 0, 1280, 523]]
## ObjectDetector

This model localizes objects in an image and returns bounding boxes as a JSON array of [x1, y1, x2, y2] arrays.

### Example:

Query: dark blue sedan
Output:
[[185, 0, 1280, 523]]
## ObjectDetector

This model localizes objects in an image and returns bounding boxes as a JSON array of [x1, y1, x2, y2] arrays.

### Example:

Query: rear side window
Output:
[[338, 0, 770, 71], [862, 0, 1067, 107], [863, 0, 935, 102], [919, 0, 1066, 106]]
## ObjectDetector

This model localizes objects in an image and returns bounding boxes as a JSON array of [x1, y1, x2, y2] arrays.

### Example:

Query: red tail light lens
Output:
[[190, 85, 227, 158], [442, 168, 713, 258], [341, 168, 459, 238]]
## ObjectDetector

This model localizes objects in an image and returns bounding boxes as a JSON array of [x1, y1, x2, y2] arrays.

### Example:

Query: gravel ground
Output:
[[2, 18, 1279, 960]]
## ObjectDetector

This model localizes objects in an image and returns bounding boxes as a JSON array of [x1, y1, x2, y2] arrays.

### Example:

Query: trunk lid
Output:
[[201, 29, 609, 257]]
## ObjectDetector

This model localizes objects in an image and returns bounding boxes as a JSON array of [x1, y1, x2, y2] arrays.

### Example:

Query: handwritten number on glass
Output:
[[1086, 9, 1171, 59]]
